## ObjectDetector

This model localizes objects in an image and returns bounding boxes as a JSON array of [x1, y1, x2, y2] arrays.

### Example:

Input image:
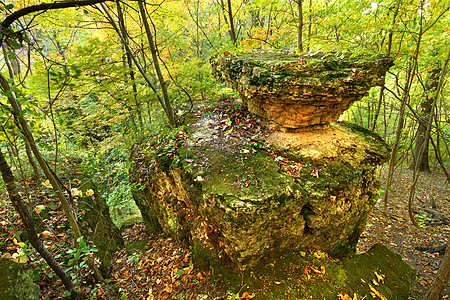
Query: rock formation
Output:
[[131, 52, 415, 298], [211, 52, 393, 128]]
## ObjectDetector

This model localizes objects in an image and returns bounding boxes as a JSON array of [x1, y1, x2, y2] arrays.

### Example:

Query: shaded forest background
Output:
[[0, 0, 449, 298]]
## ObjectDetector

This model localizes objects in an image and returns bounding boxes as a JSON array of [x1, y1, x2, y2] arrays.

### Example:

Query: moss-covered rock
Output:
[[73, 172, 124, 274], [132, 118, 390, 270], [0, 258, 40, 300], [208, 243, 415, 299], [211, 51, 393, 129]]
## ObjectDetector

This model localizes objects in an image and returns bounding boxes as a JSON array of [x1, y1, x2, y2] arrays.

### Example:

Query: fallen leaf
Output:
[[372, 279, 379, 286], [71, 188, 82, 197], [374, 271, 385, 284], [369, 283, 387, 300], [240, 292, 256, 299], [311, 169, 319, 178], [274, 281, 282, 285], [338, 293, 358, 300], [304, 266, 310, 280], [39, 231, 54, 239], [313, 250, 327, 259], [34, 204, 46, 214], [164, 284, 173, 293], [41, 180, 52, 189], [160, 291, 170, 300]]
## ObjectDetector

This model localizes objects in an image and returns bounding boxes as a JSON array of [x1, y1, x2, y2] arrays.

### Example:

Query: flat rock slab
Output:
[[211, 52, 393, 128]]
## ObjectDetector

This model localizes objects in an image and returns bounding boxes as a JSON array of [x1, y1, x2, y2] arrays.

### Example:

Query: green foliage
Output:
[[66, 236, 98, 284]]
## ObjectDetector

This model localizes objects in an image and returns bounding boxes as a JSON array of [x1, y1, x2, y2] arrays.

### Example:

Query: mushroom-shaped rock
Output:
[[211, 52, 394, 128]]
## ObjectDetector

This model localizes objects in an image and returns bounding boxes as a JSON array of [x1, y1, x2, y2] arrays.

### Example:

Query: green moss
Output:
[[0, 259, 40, 300], [197, 244, 414, 299]]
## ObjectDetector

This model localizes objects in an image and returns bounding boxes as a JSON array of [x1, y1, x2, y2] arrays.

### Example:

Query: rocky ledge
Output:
[[211, 52, 394, 128]]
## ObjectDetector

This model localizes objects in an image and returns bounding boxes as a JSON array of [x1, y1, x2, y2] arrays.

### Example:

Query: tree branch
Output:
[[1, 0, 111, 28]]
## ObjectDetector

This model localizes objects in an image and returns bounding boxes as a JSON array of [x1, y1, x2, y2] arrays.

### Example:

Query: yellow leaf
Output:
[[183, 265, 194, 275], [372, 279, 379, 286], [85, 189, 94, 197], [116, 258, 122, 263], [304, 266, 310, 280], [313, 250, 327, 259], [274, 281, 282, 285], [369, 283, 387, 300], [71, 188, 82, 197], [41, 180, 52, 189], [374, 271, 385, 284], [34, 204, 46, 214]]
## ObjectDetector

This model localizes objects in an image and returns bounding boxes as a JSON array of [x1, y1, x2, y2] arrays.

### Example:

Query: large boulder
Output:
[[132, 111, 390, 270], [211, 52, 393, 128], [71, 170, 124, 275]]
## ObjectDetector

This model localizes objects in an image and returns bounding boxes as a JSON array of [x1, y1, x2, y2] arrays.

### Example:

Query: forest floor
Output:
[[0, 167, 447, 299]]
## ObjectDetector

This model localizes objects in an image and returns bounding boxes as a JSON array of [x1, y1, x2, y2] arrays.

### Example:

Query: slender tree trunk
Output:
[[425, 240, 450, 300], [226, 0, 237, 44], [307, 0, 312, 51], [0, 74, 104, 282], [137, 0, 176, 127], [297, 0, 303, 53], [371, 2, 398, 132], [0, 147, 76, 295], [383, 2, 425, 213], [406, 49, 450, 227], [100, 3, 175, 127], [409, 64, 441, 172], [116, 0, 143, 128]]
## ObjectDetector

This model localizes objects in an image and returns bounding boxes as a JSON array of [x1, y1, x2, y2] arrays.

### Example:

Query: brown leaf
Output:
[[160, 291, 170, 300]]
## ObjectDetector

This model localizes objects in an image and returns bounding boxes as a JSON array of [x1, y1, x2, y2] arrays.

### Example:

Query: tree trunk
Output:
[[307, 0, 312, 51], [297, 0, 303, 53], [226, 0, 237, 44], [137, 0, 176, 127], [100, 3, 175, 127], [409, 64, 441, 172], [0, 147, 75, 295], [0, 74, 104, 283], [425, 240, 450, 300], [371, 1, 398, 132], [116, 0, 143, 128]]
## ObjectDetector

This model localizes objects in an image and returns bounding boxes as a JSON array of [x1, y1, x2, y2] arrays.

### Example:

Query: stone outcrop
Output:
[[132, 113, 390, 269], [211, 52, 393, 128], [130, 52, 412, 297]]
